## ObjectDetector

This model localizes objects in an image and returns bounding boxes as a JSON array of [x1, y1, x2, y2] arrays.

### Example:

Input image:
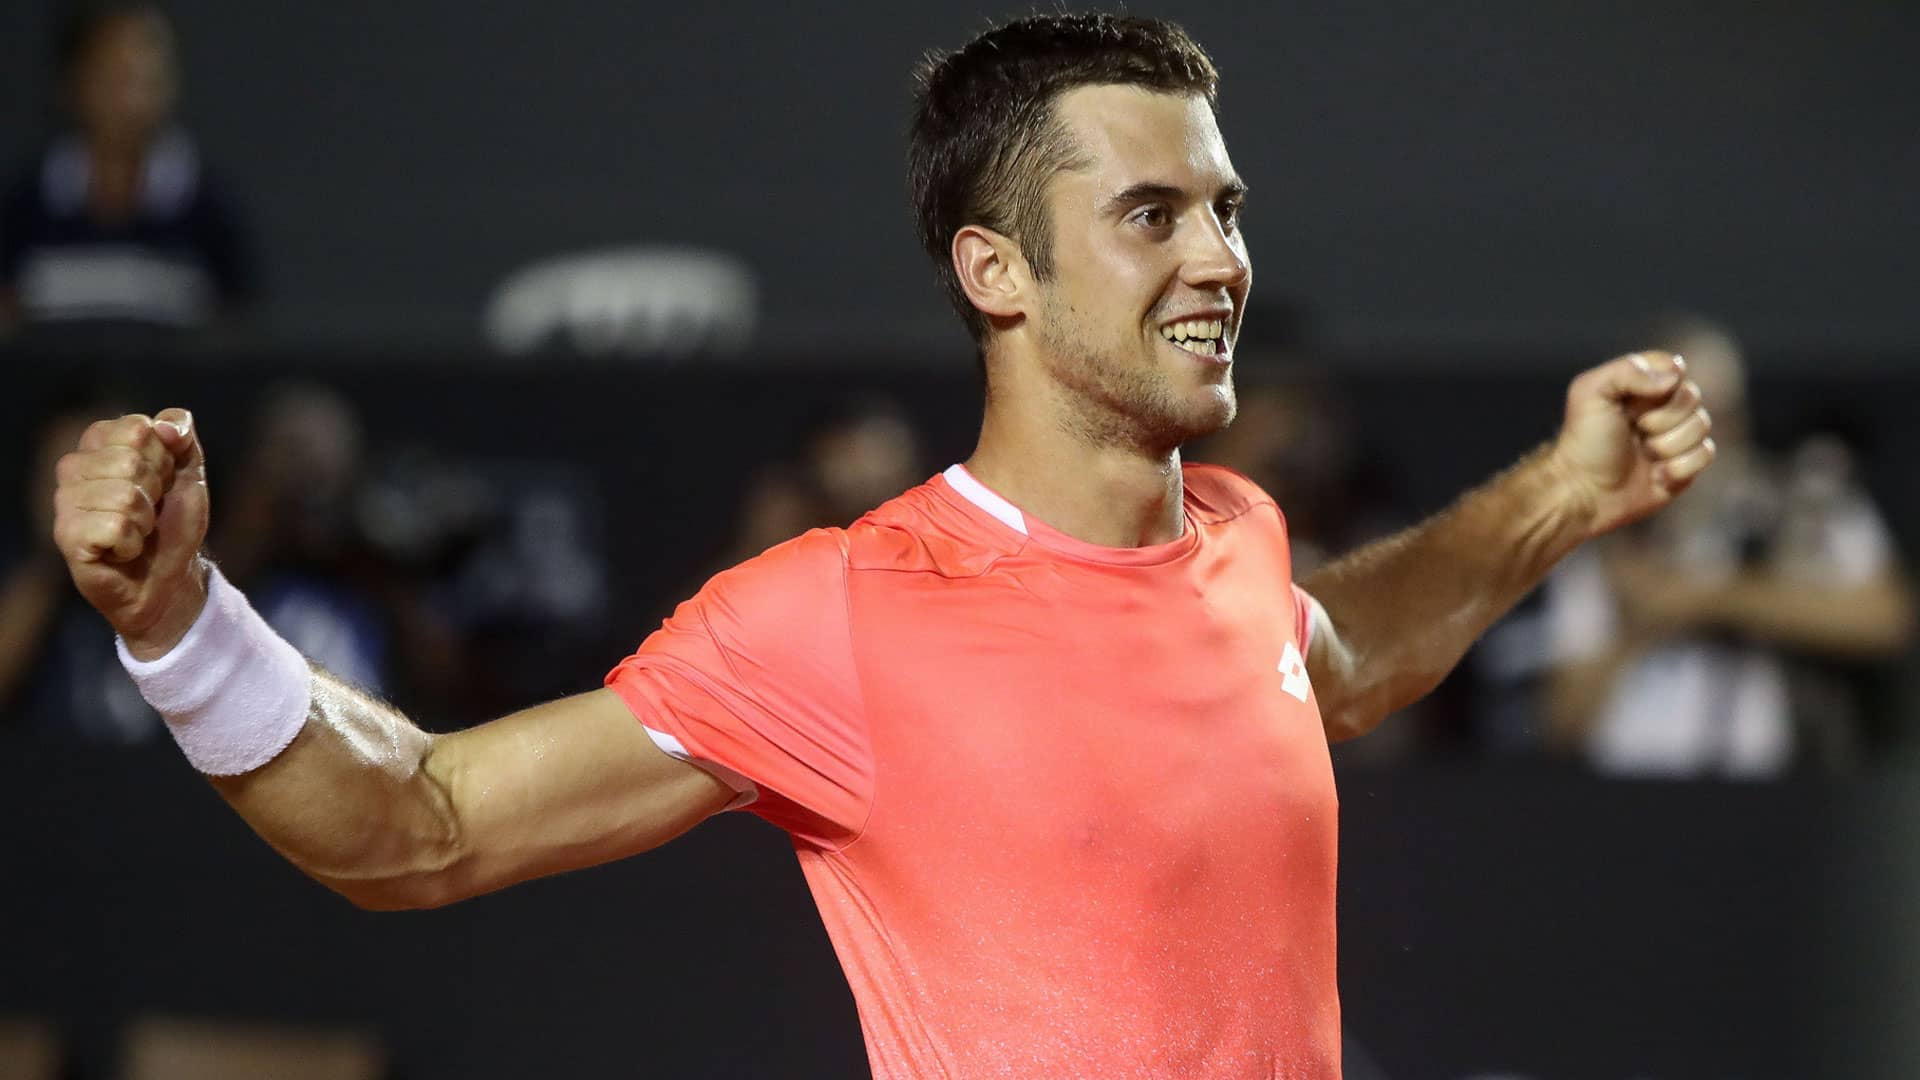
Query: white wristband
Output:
[[116, 563, 312, 776]]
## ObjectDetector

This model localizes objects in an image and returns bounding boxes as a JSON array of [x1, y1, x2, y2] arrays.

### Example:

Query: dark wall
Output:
[[4, 2, 1916, 355]]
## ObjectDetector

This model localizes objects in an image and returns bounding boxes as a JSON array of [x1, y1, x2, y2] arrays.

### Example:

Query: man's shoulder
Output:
[[702, 476, 1013, 598], [843, 478, 1020, 580], [1182, 462, 1280, 526], [709, 526, 849, 595]]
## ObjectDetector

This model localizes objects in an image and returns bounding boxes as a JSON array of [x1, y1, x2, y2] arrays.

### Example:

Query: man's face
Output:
[[72, 12, 178, 148], [1024, 85, 1251, 449]]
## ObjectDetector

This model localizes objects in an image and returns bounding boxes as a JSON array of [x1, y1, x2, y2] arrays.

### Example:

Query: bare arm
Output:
[[1302, 352, 1717, 741], [53, 409, 735, 911], [1605, 546, 1915, 660], [1710, 572, 1914, 656], [1303, 446, 1590, 741], [212, 677, 734, 910]]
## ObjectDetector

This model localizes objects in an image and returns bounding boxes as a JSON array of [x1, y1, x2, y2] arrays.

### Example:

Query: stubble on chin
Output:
[[1038, 322, 1237, 451]]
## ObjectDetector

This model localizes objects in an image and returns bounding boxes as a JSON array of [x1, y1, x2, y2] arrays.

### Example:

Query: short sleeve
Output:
[[605, 529, 871, 849]]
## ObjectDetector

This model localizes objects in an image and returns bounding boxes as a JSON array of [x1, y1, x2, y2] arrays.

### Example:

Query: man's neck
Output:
[[85, 136, 148, 221], [965, 377, 1187, 549]]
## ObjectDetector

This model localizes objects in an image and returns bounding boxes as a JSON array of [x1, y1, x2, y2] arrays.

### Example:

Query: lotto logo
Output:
[[1278, 640, 1311, 703]]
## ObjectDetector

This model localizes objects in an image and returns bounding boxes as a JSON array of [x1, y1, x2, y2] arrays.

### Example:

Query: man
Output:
[[50, 14, 1713, 1079], [1, 1, 255, 334]]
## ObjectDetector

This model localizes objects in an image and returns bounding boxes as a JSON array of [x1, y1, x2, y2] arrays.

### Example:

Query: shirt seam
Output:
[[686, 594, 863, 851], [824, 536, 875, 856]]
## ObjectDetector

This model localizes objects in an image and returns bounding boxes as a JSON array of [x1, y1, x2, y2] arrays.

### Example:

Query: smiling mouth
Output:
[[1159, 317, 1227, 357]]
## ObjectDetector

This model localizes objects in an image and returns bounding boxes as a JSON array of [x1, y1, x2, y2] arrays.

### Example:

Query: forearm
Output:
[[1304, 444, 1591, 739], [207, 668, 466, 910], [122, 563, 468, 909], [1708, 573, 1915, 658]]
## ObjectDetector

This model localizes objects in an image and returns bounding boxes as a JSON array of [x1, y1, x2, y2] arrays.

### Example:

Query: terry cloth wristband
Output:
[[116, 562, 312, 776]]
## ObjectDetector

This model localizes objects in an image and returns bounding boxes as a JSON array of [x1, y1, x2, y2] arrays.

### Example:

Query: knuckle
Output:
[[103, 446, 140, 477]]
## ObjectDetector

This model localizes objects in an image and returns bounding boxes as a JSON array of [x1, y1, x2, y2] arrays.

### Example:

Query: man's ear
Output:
[[952, 225, 1030, 325]]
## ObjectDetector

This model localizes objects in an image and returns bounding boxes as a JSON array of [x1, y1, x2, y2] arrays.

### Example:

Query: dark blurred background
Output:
[[2, 2, 1917, 1079]]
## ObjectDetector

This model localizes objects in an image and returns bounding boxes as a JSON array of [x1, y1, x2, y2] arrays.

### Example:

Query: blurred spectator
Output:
[[0, 391, 159, 742], [1479, 316, 1914, 776], [212, 381, 610, 723], [0, 2, 255, 337], [717, 396, 925, 566], [210, 383, 395, 693]]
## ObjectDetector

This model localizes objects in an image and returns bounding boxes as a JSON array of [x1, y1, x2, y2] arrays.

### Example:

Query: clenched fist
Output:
[[1549, 350, 1717, 538], [51, 408, 211, 660]]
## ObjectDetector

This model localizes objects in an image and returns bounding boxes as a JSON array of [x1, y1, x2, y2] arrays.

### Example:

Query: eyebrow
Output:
[[1098, 178, 1249, 218]]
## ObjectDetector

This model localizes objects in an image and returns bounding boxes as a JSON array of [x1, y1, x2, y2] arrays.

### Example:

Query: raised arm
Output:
[[1302, 351, 1716, 741], [214, 681, 733, 910], [53, 411, 734, 910]]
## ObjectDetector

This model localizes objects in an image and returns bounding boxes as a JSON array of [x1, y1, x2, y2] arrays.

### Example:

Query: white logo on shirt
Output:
[[1278, 640, 1311, 703]]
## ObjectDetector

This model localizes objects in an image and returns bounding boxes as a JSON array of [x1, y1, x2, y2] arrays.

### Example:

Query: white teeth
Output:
[[1159, 317, 1228, 346]]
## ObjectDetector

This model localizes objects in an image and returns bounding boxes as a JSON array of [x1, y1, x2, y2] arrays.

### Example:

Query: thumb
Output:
[[1602, 351, 1685, 402], [150, 408, 210, 581], [153, 407, 203, 476]]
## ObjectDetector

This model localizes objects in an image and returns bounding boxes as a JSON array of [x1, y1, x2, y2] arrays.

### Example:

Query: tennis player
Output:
[[50, 13, 1712, 1078]]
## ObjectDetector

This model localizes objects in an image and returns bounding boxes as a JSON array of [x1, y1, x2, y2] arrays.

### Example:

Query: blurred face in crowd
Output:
[[249, 385, 366, 556], [1020, 85, 1251, 450], [1667, 329, 1750, 448], [812, 411, 921, 516], [70, 8, 178, 150]]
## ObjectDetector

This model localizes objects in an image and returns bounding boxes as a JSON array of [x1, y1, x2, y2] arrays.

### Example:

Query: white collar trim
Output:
[[942, 464, 1027, 535]]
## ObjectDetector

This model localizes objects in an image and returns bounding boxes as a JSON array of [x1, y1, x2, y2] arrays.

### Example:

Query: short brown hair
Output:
[[909, 13, 1219, 344]]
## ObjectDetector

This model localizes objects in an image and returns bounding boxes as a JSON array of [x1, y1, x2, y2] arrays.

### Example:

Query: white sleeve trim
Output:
[[643, 726, 759, 811], [1296, 586, 1328, 653], [943, 464, 1028, 535]]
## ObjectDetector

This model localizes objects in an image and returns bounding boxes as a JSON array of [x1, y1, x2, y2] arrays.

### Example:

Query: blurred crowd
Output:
[[8, 318, 1911, 779], [3, 5, 1913, 776]]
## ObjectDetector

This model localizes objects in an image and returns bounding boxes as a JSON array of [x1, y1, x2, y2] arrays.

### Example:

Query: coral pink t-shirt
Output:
[[607, 464, 1338, 1079]]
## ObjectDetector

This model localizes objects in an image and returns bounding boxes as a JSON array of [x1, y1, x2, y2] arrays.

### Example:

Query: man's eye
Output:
[[1219, 201, 1244, 231], [1133, 206, 1171, 229]]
